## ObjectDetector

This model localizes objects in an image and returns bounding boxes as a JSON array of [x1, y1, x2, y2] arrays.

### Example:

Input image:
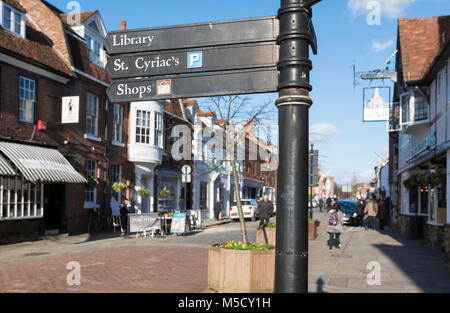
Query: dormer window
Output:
[[86, 34, 104, 67], [1, 2, 25, 38]]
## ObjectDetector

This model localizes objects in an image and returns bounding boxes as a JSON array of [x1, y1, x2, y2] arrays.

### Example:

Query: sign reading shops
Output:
[[106, 68, 279, 103]]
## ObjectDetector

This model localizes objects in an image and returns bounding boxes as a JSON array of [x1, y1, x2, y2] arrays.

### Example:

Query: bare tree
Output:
[[200, 96, 276, 244]]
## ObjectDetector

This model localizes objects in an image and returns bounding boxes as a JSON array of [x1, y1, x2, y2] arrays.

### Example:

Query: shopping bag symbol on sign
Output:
[[157, 80, 172, 96]]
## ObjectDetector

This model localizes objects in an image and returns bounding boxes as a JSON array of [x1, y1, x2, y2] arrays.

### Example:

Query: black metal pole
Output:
[[310, 143, 314, 220], [275, 0, 321, 293]]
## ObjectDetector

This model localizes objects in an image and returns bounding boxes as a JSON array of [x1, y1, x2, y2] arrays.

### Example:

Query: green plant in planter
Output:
[[219, 241, 270, 251], [137, 187, 150, 197], [417, 173, 430, 186], [112, 181, 127, 193], [85, 176, 99, 190], [430, 169, 446, 185], [403, 175, 419, 189], [265, 222, 276, 228]]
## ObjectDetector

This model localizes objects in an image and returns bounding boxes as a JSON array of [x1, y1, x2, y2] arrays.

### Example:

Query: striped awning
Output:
[[0, 142, 87, 184], [0, 154, 16, 176]]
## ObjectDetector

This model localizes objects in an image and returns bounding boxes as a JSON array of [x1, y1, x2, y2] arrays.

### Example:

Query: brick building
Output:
[[389, 15, 450, 258], [0, 0, 133, 242]]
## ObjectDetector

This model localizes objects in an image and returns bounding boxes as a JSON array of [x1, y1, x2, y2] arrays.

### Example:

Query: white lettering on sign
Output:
[[117, 83, 153, 99], [112, 34, 155, 47], [135, 56, 180, 72]]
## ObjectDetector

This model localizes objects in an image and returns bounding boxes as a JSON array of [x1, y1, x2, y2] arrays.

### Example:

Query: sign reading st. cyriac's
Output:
[[106, 43, 279, 79]]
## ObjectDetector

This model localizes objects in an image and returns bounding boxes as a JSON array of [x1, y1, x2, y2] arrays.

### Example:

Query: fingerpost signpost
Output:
[[105, 0, 321, 293]]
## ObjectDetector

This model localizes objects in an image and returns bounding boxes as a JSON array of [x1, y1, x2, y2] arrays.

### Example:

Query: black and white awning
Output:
[[0, 142, 87, 184], [0, 153, 17, 177]]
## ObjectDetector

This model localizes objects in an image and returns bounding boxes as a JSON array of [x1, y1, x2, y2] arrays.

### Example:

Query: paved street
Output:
[[0, 214, 449, 293]]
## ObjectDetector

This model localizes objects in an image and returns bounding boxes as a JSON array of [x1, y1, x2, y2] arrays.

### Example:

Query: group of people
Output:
[[357, 194, 390, 231], [326, 193, 390, 251]]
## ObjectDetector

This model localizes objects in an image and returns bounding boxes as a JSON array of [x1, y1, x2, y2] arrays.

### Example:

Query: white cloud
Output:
[[334, 169, 374, 185], [310, 123, 337, 143], [348, 0, 418, 19], [372, 39, 395, 52]]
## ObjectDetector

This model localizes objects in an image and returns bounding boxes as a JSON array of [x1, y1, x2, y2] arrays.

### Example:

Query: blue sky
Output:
[[50, 0, 449, 185]]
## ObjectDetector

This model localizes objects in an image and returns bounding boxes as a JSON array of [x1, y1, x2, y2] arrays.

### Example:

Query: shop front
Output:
[[155, 168, 181, 212], [0, 141, 87, 243]]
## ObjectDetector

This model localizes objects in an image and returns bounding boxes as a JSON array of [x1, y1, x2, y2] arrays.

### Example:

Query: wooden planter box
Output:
[[256, 227, 276, 246], [255, 220, 318, 246], [208, 245, 275, 293], [309, 220, 318, 240]]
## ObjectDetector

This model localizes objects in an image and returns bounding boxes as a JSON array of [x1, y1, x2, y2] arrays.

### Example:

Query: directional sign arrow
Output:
[[104, 16, 279, 55], [106, 68, 279, 103], [106, 42, 279, 79]]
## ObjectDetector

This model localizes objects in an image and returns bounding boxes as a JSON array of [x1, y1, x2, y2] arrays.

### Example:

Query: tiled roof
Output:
[[215, 119, 228, 125], [398, 16, 450, 83], [59, 10, 98, 29], [0, 26, 73, 77], [183, 100, 197, 107], [3, 0, 26, 13], [66, 34, 110, 84], [197, 111, 216, 117]]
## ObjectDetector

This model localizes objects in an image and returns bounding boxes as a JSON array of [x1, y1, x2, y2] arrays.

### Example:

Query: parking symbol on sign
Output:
[[187, 51, 203, 69]]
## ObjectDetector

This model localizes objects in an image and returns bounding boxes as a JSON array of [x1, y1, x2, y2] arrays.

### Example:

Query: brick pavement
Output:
[[1, 213, 450, 293], [0, 246, 208, 293]]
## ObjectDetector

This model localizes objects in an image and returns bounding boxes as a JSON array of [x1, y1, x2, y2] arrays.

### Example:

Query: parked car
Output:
[[230, 199, 259, 221], [338, 200, 360, 226]]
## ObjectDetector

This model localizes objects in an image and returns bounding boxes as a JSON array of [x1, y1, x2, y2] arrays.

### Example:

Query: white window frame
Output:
[[85, 31, 104, 67], [19, 76, 36, 123], [154, 111, 163, 149], [111, 164, 122, 203], [0, 177, 44, 220], [1, 3, 26, 38], [400, 92, 411, 126], [84, 160, 98, 208], [135, 109, 152, 145], [85, 92, 99, 139], [112, 104, 123, 145]]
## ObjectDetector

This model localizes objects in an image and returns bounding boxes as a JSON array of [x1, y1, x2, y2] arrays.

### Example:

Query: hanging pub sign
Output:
[[363, 87, 391, 122], [61, 96, 80, 124]]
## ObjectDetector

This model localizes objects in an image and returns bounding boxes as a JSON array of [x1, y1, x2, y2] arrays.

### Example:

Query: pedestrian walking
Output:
[[214, 199, 223, 221], [326, 196, 332, 210], [377, 196, 387, 231], [257, 194, 274, 228], [119, 199, 132, 235], [327, 202, 343, 251], [178, 197, 185, 211], [357, 199, 365, 229], [319, 198, 324, 212], [364, 195, 379, 230]]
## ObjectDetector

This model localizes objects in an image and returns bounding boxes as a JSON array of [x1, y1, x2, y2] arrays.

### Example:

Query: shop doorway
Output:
[[43, 184, 66, 234]]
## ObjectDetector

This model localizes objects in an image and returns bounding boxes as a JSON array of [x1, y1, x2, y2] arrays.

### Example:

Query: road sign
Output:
[[106, 42, 279, 79], [104, 16, 279, 55], [106, 67, 279, 103], [182, 165, 192, 175], [182, 174, 191, 183]]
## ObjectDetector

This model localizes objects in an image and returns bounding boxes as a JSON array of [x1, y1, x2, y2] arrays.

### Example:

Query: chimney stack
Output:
[[121, 19, 127, 30]]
